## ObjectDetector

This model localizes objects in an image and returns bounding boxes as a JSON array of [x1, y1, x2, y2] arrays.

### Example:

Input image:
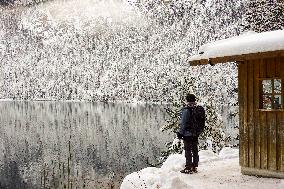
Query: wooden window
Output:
[[260, 78, 283, 110]]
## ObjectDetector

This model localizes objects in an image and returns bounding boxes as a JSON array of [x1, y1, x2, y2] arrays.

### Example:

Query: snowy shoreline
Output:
[[120, 148, 284, 189]]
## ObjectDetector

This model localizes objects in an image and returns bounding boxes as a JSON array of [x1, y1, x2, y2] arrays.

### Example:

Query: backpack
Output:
[[184, 105, 205, 136]]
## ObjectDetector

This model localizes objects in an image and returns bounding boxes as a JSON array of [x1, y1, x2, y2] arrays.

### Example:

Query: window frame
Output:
[[259, 77, 284, 111]]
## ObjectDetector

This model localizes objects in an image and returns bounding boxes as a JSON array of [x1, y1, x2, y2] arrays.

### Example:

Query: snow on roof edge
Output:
[[188, 30, 284, 63]]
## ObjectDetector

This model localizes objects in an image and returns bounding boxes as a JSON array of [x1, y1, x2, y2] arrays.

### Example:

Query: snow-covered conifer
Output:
[[242, 0, 284, 32]]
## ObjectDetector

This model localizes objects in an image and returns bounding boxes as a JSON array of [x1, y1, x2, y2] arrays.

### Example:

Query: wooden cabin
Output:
[[189, 30, 284, 178]]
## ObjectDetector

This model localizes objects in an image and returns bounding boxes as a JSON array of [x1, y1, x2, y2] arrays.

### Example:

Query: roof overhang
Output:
[[189, 30, 284, 66], [190, 50, 284, 66]]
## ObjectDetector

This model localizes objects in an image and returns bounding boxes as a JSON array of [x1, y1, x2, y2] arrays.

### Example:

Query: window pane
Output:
[[262, 80, 272, 93], [274, 95, 282, 109], [263, 95, 272, 109], [274, 79, 282, 94]]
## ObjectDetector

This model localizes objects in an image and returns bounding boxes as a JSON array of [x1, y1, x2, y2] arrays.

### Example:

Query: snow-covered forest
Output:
[[1, 0, 282, 141], [0, 0, 283, 144], [0, 0, 259, 101]]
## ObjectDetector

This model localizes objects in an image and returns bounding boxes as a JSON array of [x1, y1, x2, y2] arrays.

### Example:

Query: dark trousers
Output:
[[183, 136, 199, 168]]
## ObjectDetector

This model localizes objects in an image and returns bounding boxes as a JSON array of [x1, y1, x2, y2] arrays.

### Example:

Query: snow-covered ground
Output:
[[121, 148, 284, 189]]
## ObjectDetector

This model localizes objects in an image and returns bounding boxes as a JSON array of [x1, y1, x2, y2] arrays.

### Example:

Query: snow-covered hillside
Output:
[[0, 0, 242, 103]]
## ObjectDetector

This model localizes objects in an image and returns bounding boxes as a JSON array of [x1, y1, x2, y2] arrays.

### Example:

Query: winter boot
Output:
[[180, 167, 193, 174], [192, 167, 198, 173]]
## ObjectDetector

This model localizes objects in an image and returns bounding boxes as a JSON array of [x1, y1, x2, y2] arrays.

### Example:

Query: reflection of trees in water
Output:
[[0, 0, 51, 6], [0, 101, 169, 188], [0, 160, 32, 189], [0, 0, 15, 6]]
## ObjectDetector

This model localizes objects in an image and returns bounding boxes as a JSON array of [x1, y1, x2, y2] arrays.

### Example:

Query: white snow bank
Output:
[[189, 30, 284, 62], [219, 147, 239, 159], [120, 148, 283, 189]]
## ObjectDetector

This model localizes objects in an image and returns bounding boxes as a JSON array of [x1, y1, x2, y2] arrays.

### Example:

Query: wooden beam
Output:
[[241, 167, 284, 179]]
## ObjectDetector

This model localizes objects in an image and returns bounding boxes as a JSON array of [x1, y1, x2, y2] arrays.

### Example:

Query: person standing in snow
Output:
[[177, 93, 205, 174]]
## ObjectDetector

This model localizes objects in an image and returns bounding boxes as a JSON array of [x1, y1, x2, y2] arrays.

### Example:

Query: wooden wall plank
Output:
[[280, 57, 284, 171], [268, 59, 277, 171], [248, 60, 255, 168], [281, 58, 284, 109], [238, 61, 248, 167], [281, 57, 284, 74], [276, 112, 283, 171], [260, 112, 268, 169], [260, 59, 266, 78], [259, 59, 268, 169], [254, 60, 261, 169], [266, 58, 275, 78], [243, 61, 249, 167], [267, 111, 277, 171], [276, 58, 282, 171], [281, 113, 284, 172], [275, 57, 281, 77], [238, 61, 244, 167]]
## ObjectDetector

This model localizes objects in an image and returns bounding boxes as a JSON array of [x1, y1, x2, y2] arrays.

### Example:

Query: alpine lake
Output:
[[0, 101, 171, 189]]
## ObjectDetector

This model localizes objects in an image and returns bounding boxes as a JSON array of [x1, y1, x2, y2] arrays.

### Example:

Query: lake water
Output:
[[0, 101, 171, 189]]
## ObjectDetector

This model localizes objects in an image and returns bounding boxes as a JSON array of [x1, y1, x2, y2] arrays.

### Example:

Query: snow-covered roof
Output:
[[189, 30, 284, 66]]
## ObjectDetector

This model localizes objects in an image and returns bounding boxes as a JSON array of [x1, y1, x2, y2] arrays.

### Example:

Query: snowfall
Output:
[[120, 147, 284, 189]]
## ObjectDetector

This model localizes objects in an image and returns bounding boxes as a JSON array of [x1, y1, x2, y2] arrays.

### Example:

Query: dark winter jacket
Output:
[[178, 103, 205, 137], [179, 106, 195, 137]]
